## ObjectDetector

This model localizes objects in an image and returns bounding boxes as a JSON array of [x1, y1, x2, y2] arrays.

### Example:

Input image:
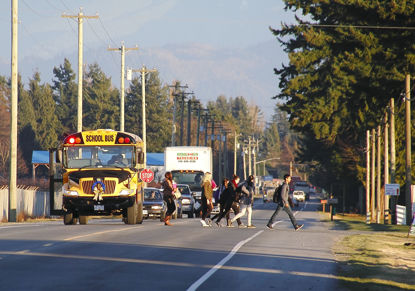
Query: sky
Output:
[[0, 0, 296, 122]]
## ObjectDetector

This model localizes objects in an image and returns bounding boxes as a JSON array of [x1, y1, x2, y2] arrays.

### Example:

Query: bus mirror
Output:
[[56, 150, 62, 164], [138, 152, 145, 164]]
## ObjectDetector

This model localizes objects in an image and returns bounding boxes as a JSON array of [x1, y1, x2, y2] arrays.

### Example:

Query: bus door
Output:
[[49, 149, 63, 215]]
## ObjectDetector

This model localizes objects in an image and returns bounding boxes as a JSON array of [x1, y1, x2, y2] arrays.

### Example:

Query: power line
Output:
[[299, 23, 415, 30], [21, 0, 49, 17], [98, 17, 117, 47]]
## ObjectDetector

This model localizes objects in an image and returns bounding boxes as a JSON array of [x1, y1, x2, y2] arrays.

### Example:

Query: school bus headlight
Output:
[[119, 189, 134, 196], [63, 188, 79, 196]]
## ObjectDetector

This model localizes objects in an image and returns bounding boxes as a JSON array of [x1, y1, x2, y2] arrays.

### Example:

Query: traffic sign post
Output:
[[140, 169, 154, 183], [385, 184, 400, 196]]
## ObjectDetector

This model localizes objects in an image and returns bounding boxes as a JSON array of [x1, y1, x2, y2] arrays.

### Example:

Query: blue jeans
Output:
[[267, 203, 298, 228]]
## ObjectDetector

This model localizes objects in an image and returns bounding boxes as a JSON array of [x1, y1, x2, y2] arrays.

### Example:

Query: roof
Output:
[[147, 153, 164, 166], [31, 151, 165, 166], [32, 151, 51, 164]]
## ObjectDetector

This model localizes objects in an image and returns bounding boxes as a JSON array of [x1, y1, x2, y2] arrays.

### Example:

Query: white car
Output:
[[293, 190, 306, 202]]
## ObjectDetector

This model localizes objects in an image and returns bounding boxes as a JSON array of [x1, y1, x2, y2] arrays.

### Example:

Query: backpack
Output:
[[273, 185, 283, 203]]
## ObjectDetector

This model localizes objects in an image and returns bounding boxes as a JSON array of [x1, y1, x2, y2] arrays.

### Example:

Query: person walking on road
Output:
[[211, 178, 229, 222], [214, 175, 242, 227], [266, 174, 303, 231], [200, 172, 213, 227], [230, 175, 256, 228], [161, 172, 176, 226]]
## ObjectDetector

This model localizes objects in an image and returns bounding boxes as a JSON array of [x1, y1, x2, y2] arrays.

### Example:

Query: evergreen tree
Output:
[[125, 72, 172, 152], [83, 63, 119, 130], [273, 0, 415, 193], [28, 72, 61, 150], [52, 58, 77, 133]]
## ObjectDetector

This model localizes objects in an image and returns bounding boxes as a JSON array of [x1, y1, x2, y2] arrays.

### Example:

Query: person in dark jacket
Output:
[[161, 172, 176, 226], [214, 175, 242, 227], [266, 174, 303, 231], [211, 178, 229, 223], [230, 175, 255, 228]]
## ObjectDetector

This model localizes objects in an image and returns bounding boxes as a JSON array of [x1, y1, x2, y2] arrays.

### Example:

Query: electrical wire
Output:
[[98, 17, 117, 47], [21, 0, 49, 17], [299, 23, 415, 30], [85, 18, 119, 70]]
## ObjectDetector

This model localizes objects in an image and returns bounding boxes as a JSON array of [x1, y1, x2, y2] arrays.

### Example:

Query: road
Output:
[[0, 195, 345, 290]]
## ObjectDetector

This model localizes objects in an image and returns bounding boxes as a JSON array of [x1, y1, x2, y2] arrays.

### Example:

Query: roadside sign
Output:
[[385, 184, 400, 196], [328, 198, 338, 205], [140, 169, 154, 183]]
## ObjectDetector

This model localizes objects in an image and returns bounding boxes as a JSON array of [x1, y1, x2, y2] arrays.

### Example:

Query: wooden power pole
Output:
[[108, 43, 138, 132], [366, 130, 371, 224], [62, 9, 98, 132], [405, 74, 412, 225], [9, 0, 18, 222]]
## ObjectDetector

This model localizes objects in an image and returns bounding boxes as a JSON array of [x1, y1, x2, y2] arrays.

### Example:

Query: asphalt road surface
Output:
[[0, 195, 345, 291]]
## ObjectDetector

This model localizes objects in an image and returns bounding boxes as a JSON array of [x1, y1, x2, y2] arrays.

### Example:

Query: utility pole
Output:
[[9, 0, 18, 222], [223, 131, 229, 179], [210, 119, 215, 150], [218, 131, 222, 183], [187, 99, 192, 146], [131, 66, 157, 168], [384, 112, 389, 224], [169, 83, 188, 146], [196, 105, 201, 146], [243, 145, 247, 180], [180, 94, 186, 146], [405, 74, 412, 225], [366, 130, 371, 224], [390, 98, 396, 224], [62, 8, 98, 132], [377, 125, 381, 223], [234, 131, 240, 175], [371, 128, 376, 223], [248, 137, 252, 176], [108, 43, 138, 131], [289, 161, 293, 177]]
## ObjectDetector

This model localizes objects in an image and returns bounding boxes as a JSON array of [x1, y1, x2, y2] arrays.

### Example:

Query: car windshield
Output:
[[65, 146, 134, 168], [177, 185, 191, 194], [144, 189, 162, 200], [172, 171, 204, 187]]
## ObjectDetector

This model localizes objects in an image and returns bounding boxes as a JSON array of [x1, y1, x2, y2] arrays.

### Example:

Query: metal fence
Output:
[[0, 186, 49, 221]]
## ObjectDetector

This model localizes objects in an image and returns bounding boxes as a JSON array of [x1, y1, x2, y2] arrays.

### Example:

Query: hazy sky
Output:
[[0, 0, 296, 121]]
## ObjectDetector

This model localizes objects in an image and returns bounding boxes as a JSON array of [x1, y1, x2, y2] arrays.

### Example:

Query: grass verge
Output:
[[323, 213, 415, 290]]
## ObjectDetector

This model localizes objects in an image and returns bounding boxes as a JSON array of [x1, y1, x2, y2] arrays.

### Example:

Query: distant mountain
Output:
[[0, 40, 287, 120]]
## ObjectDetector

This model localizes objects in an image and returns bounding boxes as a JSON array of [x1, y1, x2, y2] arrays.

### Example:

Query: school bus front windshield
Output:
[[65, 145, 135, 169]]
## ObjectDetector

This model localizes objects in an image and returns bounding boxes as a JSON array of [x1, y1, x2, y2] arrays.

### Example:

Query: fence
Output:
[[0, 186, 50, 221]]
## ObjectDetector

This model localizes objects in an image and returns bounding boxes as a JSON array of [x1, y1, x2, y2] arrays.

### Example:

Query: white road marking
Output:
[[0, 224, 42, 230], [187, 230, 264, 291], [63, 227, 134, 241], [187, 200, 308, 290]]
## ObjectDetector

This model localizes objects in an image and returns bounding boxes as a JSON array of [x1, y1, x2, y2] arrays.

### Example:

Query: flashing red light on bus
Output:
[[68, 137, 75, 144], [124, 137, 130, 143]]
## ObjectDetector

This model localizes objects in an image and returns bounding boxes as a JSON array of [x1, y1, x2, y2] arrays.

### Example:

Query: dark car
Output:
[[143, 188, 166, 220], [177, 184, 195, 218]]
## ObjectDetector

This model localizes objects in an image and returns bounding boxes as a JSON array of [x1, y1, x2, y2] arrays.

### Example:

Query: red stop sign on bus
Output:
[[140, 169, 154, 183]]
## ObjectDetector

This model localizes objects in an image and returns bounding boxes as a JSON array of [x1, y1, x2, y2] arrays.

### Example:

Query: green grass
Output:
[[321, 212, 409, 232], [324, 213, 415, 290]]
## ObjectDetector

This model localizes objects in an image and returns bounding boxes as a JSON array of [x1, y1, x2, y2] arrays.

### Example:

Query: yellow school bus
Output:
[[57, 129, 145, 225]]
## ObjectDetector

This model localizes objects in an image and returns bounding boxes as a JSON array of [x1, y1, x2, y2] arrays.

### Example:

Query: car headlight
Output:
[[63, 188, 79, 196], [181, 198, 191, 204], [119, 189, 134, 196], [151, 205, 162, 210]]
